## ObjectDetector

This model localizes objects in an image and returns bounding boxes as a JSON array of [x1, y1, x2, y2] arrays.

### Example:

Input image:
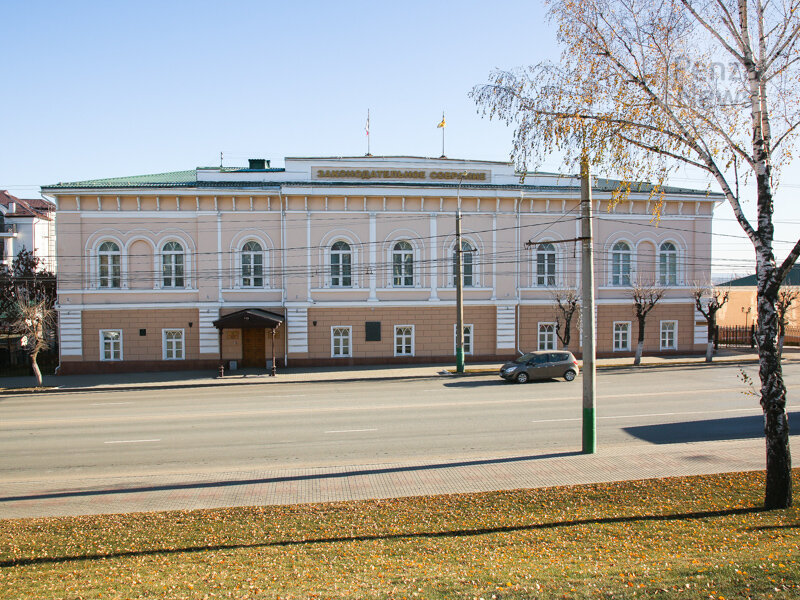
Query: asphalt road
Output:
[[1, 362, 797, 486]]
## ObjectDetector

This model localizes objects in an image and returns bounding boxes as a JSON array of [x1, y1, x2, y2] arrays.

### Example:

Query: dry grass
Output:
[[1, 471, 799, 599]]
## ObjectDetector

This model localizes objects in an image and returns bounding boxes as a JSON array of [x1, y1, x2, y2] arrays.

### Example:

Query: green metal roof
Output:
[[719, 265, 800, 287], [43, 170, 199, 189], [41, 166, 723, 198]]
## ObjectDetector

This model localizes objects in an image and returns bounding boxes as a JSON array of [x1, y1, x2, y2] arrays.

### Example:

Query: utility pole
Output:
[[455, 173, 466, 373], [580, 153, 597, 454]]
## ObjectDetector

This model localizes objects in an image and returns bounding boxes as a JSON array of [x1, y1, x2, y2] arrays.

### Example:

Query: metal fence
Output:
[[716, 325, 756, 348], [715, 325, 800, 348]]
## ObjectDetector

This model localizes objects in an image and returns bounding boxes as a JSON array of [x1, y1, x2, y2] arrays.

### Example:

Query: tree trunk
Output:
[[31, 348, 43, 387], [705, 313, 716, 362], [758, 274, 792, 509], [634, 316, 645, 366], [778, 333, 784, 357]]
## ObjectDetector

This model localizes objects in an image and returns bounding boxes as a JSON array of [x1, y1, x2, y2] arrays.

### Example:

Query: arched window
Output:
[[611, 241, 632, 286], [330, 241, 352, 287], [659, 241, 678, 285], [452, 240, 476, 287], [241, 241, 264, 287], [98, 241, 121, 288], [536, 242, 557, 287], [392, 241, 414, 287], [161, 241, 184, 288]]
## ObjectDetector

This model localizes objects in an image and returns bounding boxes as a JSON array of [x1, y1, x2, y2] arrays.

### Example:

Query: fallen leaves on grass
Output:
[[1, 471, 799, 599]]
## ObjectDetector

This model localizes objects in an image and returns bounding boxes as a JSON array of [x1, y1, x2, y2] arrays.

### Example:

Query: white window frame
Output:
[[613, 321, 631, 352], [162, 328, 185, 360], [451, 240, 477, 287], [660, 320, 678, 350], [161, 241, 185, 289], [535, 242, 557, 287], [98, 241, 121, 289], [538, 322, 557, 351], [331, 326, 352, 358], [453, 323, 474, 355], [392, 241, 414, 287], [658, 242, 678, 286], [241, 240, 265, 288], [394, 324, 415, 356], [330, 241, 353, 288], [611, 241, 632, 286], [100, 329, 122, 361]]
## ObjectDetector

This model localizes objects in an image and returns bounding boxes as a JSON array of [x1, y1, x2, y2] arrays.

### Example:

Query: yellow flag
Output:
[[437, 116, 446, 128]]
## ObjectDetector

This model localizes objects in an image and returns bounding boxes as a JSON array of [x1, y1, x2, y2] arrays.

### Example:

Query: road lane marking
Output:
[[90, 402, 133, 406], [104, 439, 161, 444], [532, 407, 759, 423], [0, 386, 751, 427], [324, 428, 378, 434]]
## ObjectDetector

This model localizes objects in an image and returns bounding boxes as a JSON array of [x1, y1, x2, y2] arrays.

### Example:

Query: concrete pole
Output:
[[455, 206, 465, 373], [455, 174, 466, 373], [580, 154, 597, 453]]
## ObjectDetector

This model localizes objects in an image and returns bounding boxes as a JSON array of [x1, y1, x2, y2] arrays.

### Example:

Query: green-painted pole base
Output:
[[456, 348, 464, 373], [582, 407, 596, 454]]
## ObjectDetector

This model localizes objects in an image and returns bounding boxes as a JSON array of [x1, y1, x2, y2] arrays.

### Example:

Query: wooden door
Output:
[[241, 328, 266, 368]]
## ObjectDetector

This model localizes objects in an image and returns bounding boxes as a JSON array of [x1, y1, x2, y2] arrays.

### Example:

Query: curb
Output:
[[3, 355, 795, 396]]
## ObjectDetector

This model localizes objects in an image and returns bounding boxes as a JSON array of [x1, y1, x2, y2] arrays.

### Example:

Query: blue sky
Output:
[[2, 0, 797, 277]]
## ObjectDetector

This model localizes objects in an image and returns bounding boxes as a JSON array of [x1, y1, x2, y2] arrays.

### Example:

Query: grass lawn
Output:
[[1, 471, 798, 599]]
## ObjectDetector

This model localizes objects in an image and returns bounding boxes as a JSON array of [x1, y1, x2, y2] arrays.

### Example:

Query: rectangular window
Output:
[[98, 255, 121, 288], [612, 254, 631, 286], [394, 325, 414, 356], [538, 322, 556, 351], [536, 253, 556, 286], [331, 326, 352, 357], [613, 322, 631, 351], [331, 254, 352, 287], [162, 255, 184, 288], [162, 329, 185, 360], [454, 324, 473, 355], [100, 329, 122, 361], [660, 320, 678, 350]]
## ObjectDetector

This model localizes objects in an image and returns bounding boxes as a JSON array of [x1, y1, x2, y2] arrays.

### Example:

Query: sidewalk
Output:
[[2, 347, 798, 394], [0, 438, 782, 519]]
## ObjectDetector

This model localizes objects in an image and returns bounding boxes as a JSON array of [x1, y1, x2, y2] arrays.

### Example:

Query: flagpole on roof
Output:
[[365, 109, 371, 156], [437, 112, 446, 158]]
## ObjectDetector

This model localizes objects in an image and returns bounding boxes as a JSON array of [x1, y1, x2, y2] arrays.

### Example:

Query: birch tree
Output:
[[473, 0, 800, 509], [693, 285, 730, 362]]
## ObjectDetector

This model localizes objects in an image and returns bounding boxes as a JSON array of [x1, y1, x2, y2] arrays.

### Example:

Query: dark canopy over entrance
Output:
[[213, 309, 284, 376]]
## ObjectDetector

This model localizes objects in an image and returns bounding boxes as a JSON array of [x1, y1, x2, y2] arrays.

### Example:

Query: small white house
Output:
[[0, 191, 56, 272]]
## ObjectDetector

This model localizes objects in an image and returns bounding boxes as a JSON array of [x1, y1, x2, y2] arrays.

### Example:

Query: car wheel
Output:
[[564, 370, 577, 382], [516, 372, 529, 384]]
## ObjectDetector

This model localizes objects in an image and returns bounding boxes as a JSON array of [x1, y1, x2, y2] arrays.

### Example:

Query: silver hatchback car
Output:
[[499, 350, 580, 383]]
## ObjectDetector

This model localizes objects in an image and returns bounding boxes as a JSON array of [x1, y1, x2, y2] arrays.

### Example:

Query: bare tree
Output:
[[14, 298, 55, 387], [693, 285, 730, 362], [552, 288, 580, 350], [473, 0, 800, 508], [631, 282, 665, 366], [777, 287, 799, 356]]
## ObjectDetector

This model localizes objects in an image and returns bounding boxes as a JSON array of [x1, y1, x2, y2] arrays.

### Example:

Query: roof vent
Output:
[[248, 159, 269, 170]]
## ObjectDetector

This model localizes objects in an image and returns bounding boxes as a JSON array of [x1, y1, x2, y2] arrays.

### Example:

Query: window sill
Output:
[[312, 287, 369, 292]]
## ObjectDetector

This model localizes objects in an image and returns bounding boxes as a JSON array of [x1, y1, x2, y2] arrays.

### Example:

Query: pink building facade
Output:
[[43, 156, 720, 374]]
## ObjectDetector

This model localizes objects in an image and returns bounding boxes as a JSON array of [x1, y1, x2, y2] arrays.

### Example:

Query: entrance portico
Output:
[[213, 309, 284, 376]]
